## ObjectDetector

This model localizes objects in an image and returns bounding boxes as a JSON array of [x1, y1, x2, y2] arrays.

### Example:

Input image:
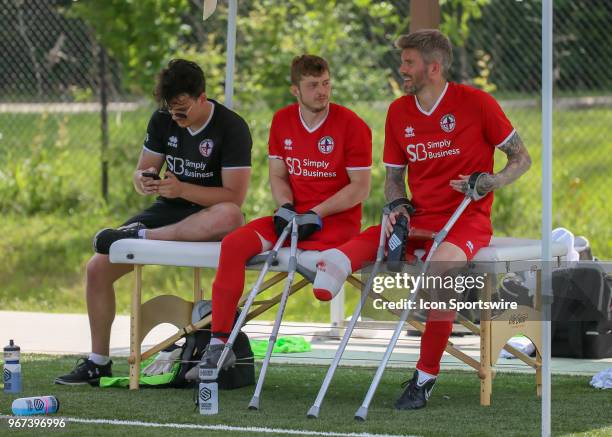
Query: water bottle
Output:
[[387, 214, 408, 272], [198, 366, 219, 415], [11, 396, 60, 416], [3, 339, 21, 393]]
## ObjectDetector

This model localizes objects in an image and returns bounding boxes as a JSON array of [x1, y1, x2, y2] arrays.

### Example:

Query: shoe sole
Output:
[[54, 378, 98, 386]]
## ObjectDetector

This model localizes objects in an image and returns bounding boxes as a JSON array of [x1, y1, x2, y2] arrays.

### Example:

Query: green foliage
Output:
[[65, 0, 407, 108], [231, 0, 403, 107], [67, 0, 194, 94], [440, 0, 490, 47]]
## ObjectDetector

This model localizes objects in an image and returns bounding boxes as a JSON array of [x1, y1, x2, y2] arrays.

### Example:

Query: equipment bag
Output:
[[165, 300, 254, 389], [551, 266, 612, 359]]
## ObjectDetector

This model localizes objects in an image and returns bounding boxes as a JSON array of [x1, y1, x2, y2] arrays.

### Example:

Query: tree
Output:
[[68, 0, 194, 94]]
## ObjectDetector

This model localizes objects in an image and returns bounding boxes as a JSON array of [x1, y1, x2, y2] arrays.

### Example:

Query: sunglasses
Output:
[[166, 100, 196, 120]]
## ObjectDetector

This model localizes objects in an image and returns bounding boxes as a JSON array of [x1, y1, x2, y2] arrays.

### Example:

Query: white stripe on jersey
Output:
[[495, 128, 517, 148], [268, 155, 284, 160], [383, 162, 407, 168], [142, 145, 165, 157], [346, 166, 371, 171]]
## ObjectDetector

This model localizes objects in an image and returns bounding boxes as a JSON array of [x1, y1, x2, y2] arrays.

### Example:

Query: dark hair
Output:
[[154, 59, 206, 105], [395, 29, 453, 79], [290, 55, 330, 85]]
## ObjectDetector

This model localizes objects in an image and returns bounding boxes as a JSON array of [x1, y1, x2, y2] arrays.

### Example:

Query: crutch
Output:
[[354, 172, 488, 421], [307, 197, 409, 419], [248, 217, 299, 410], [213, 218, 294, 375]]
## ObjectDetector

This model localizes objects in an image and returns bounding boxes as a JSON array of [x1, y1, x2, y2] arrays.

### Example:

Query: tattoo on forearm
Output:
[[384, 166, 408, 202], [487, 132, 532, 192]]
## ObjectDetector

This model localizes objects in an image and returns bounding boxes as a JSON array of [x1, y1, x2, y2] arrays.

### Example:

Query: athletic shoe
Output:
[[93, 222, 146, 254], [54, 358, 112, 386], [394, 370, 436, 410], [184, 344, 236, 381]]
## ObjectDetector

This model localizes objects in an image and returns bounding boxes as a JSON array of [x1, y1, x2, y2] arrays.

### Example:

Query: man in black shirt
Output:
[[55, 59, 252, 385]]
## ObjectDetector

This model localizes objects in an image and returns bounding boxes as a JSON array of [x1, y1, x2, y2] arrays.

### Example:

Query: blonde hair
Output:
[[395, 29, 453, 78]]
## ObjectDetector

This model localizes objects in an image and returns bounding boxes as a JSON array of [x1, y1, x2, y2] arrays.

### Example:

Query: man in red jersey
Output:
[[185, 55, 372, 379], [313, 29, 532, 410]]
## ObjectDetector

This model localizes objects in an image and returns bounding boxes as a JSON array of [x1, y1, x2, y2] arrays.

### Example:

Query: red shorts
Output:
[[340, 213, 491, 271], [245, 215, 361, 251]]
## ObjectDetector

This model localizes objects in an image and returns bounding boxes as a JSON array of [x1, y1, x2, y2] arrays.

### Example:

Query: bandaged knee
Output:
[[313, 249, 351, 301]]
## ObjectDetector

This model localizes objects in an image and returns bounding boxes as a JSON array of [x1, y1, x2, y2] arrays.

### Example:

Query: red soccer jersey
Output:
[[383, 82, 515, 234], [269, 102, 372, 249]]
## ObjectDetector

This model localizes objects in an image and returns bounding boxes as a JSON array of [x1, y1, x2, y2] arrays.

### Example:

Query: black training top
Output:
[[142, 99, 252, 204]]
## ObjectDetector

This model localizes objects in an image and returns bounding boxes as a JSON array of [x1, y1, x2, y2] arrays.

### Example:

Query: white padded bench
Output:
[[110, 237, 567, 403]]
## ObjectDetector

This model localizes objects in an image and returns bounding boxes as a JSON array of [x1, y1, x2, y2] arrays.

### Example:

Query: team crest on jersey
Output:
[[168, 136, 178, 148], [317, 136, 334, 154], [199, 139, 214, 157], [440, 114, 456, 133], [284, 138, 293, 150], [404, 126, 415, 138]]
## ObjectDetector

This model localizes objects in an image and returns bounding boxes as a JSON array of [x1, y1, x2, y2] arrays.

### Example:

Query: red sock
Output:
[[416, 310, 455, 375], [211, 227, 263, 341], [337, 225, 380, 272]]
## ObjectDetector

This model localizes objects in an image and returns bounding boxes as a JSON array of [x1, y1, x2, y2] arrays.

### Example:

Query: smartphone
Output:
[[142, 171, 160, 180]]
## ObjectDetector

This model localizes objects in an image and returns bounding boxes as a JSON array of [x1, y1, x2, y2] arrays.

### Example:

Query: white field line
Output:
[[0, 415, 420, 437]]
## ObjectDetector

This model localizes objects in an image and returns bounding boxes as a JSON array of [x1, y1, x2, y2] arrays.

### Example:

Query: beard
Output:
[[402, 72, 426, 95], [300, 96, 329, 113]]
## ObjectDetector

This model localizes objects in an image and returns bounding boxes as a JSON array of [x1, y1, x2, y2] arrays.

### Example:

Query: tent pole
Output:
[[541, 0, 553, 436]]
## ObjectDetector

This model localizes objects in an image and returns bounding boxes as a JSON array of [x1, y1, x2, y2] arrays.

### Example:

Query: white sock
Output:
[[313, 249, 351, 301], [137, 229, 147, 239], [89, 353, 111, 366], [417, 369, 436, 385], [210, 338, 225, 346]]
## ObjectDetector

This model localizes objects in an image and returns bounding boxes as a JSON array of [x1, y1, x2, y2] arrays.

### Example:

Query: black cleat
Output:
[[93, 222, 145, 254], [54, 358, 112, 386], [394, 370, 436, 410]]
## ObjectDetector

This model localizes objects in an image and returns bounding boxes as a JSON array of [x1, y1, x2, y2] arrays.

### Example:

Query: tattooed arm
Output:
[[450, 131, 532, 195], [383, 166, 411, 233], [384, 166, 408, 203]]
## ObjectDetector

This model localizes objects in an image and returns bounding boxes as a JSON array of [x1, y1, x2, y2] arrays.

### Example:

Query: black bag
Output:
[[551, 266, 612, 359], [169, 328, 255, 389], [162, 303, 255, 389]]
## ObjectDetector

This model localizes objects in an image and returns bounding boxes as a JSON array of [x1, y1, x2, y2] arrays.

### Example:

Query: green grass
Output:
[[0, 355, 611, 436], [0, 103, 610, 317]]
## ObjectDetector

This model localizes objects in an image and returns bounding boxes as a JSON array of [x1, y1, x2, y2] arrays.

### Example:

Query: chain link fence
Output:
[[1, 0, 610, 262]]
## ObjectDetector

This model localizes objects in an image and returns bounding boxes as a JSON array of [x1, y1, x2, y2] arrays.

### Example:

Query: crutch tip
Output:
[[248, 397, 260, 411], [306, 406, 319, 419], [354, 406, 368, 421]]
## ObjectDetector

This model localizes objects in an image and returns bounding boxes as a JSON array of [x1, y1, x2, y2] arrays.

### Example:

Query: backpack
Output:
[[551, 266, 612, 359], [164, 300, 255, 389]]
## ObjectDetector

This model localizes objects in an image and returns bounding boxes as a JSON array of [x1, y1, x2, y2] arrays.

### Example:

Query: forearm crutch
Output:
[[354, 173, 487, 421], [307, 198, 409, 419], [216, 220, 294, 373], [249, 217, 299, 410]]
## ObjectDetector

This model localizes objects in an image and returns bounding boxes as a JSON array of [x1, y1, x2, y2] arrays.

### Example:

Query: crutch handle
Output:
[[408, 228, 435, 241], [466, 171, 491, 201]]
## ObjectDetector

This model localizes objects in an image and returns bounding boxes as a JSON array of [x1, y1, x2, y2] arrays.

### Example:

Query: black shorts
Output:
[[121, 198, 205, 229]]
